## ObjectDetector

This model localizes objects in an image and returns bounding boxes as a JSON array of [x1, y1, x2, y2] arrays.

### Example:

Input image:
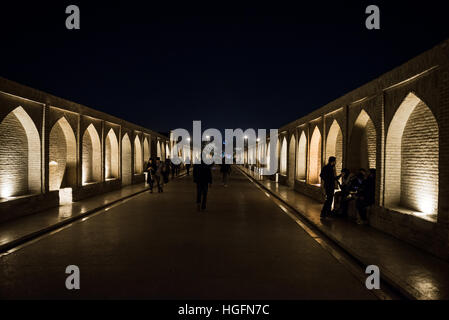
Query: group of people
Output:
[[144, 155, 232, 212], [320, 156, 375, 225]]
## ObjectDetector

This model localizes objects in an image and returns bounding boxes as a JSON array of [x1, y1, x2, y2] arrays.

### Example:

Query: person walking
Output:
[[320, 156, 337, 219], [193, 160, 212, 211], [154, 157, 163, 193], [145, 157, 155, 193], [220, 163, 231, 187]]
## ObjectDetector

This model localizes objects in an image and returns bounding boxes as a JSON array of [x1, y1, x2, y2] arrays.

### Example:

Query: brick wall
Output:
[[296, 131, 307, 180], [105, 129, 119, 179], [308, 126, 321, 185], [0, 111, 29, 197], [49, 120, 67, 190], [82, 125, 102, 184], [400, 101, 439, 214]]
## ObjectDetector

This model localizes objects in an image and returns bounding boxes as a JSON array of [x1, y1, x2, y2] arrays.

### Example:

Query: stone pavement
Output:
[[238, 166, 449, 300], [0, 172, 186, 254]]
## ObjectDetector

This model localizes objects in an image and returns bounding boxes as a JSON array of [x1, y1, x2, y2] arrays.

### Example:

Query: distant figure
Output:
[[145, 157, 155, 193], [320, 156, 337, 219], [220, 163, 231, 187], [193, 161, 212, 211], [162, 159, 170, 184], [185, 157, 191, 176], [356, 169, 376, 225]]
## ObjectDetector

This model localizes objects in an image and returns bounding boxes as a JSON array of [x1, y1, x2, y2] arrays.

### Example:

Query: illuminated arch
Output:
[[143, 137, 150, 164], [296, 131, 307, 181], [134, 136, 143, 174], [105, 129, 119, 179], [280, 137, 287, 175], [288, 134, 296, 186], [0, 106, 41, 197], [82, 124, 101, 185], [385, 92, 439, 216], [157, 141, 161, 159], [326, 120, 343, 174], [49, 117, 77, 190], [308, 126, 321, 185], [348, 109, 376, 173], [121, 133, 132, 186]]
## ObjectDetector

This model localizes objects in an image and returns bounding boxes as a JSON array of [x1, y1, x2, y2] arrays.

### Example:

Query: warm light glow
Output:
[[418, 197, 434, 215], [50, 160, 58, 166], [59, 188, 72, 205]]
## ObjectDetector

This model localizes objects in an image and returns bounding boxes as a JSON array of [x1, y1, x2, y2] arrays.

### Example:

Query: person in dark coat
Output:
[[145, 157, 155, 193], [320, 156, 337, 219], [356, 169, 375, 225], [220, 162, 231, 187], [193, 161, 212, 211], [185, 156, 191, 176]]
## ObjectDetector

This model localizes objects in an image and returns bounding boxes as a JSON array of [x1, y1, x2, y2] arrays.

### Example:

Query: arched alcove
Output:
[[348, 110, 376, 173], [326, 120, 343, 174], [82, 124, 101, 185], [157, 141, 161, 159], [266, 142, 271, 172], [385, 93, 439, 217], [0, 106, 41, 197], [121, 134, 132, 186], [296, 131, 307, 181], [288, 134, 296, 186], [105, 129, 119, 180], [308, 126, 322, 186], [143, 138, 150, 164], [134, 136, 143, 174], [280, 137, 287, 175], [49, 117, 77, 190]]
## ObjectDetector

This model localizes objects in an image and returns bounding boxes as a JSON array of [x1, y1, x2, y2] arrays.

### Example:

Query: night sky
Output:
[[1, 1, 448, 134]]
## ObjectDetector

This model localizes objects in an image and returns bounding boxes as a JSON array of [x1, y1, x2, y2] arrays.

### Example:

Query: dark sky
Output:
[[1, 1, 448, 134]]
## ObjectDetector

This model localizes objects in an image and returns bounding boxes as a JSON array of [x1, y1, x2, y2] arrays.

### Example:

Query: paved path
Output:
[[0, 167, 376, 299]]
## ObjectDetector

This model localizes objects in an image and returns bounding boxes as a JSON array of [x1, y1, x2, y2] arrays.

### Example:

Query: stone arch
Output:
[[385, 92, 439, 216], [280, 137, 287, 175], [309, 126, 322, 185], [288, 134, 296, 186], [326, 120, 343, 174], [0, 106, 41, 197], [121, 133, 132, 186], [296, 131, 307, 181], [49, 117, 77, 190], [134, 136, 143, 174], [143, 137, 150, 164], [348, 109, 376, 173], [82, 124, 101, 185], [166, 143, 170, 160], [105, 129, 119, 179]]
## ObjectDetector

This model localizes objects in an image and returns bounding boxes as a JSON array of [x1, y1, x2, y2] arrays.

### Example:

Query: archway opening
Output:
[[143, 138, 150, 165], [385, 93, 439, 219], [82, 124, 101, 185], [326, 120, 343, 174], [134, 136, 143, 174], [121, 134, 132, 186], [0, 107, 41, 198], [348, 110, 376, 173], [296, 131, 307, 182], [308, 126, 321, 186], [157, 141, 161, 159], [105, 129, 119, 180], [288, 134, 296, 186], [49, 117, 76, 191]]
